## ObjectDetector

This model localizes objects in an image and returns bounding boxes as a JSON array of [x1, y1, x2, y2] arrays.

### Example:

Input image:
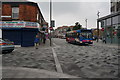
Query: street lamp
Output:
[[50, 0, 52, 46], [97, 11, 100, 42], [85, 19, 87, 29]]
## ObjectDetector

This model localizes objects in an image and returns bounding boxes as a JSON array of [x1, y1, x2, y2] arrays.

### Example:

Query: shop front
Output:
[[98, 12, 120, 44], [1, 21, 40, 47]]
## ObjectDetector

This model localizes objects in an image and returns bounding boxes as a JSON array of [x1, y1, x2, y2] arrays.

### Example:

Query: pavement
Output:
[[96, 40, 119, 49], [2, 67, 78, 78], [2, 38, 119, 78], [2, 39, 79, 78]]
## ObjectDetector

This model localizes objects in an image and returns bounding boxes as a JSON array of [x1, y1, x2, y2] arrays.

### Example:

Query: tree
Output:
[[67, 27, 71, 32], [73, 22, 82, 30]]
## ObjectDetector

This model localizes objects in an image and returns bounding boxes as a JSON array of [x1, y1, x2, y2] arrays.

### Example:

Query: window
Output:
[[112, 16, 119, 25], [106, 18, 111, 26], [37, 14, 39, 21], [12, 7, 19, 19], [118, 15, 120, 24], [101, 20, 106, 27]]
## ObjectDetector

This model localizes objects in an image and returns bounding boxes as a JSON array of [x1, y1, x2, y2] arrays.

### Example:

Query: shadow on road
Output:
[[67, 42, 93, 46]]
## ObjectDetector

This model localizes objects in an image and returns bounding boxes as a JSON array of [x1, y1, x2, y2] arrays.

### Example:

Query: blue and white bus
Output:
[[66, 29, 93, 44]]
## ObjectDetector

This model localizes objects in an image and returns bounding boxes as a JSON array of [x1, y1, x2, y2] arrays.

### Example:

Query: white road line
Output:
[[52, 48, 63, 73], [53, 43, 60, 48], [13, 49, 18, 51], [53, 43, 57, 46]]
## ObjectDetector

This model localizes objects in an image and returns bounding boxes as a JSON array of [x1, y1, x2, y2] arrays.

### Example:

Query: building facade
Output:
[[111, 0, 120, 14], [97, 0, 120, 44], [1, 0, 47, 47], [54, 26, 76, 38]]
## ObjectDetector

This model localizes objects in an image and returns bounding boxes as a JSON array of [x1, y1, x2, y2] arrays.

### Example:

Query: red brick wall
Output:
[[2, 4, 38, 22], [19, 4, 26, 21], [2, 4, 12, 20]]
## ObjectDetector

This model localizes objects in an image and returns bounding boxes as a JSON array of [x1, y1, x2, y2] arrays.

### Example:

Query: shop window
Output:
[[12, 7, 19, 19], [101, 20, 106, 27], [113, 16, 119, 25], [119, 15, 120, 24], [106, 18, 111, 26], [118, 25, 120, 38]]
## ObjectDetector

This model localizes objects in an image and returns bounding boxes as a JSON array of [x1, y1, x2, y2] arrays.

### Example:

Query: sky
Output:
[[36, 1, 110, 29]]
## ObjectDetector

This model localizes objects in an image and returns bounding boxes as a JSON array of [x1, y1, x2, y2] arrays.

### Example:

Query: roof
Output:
[[69, 26, 75, 28], [97, 11, 120, 21]]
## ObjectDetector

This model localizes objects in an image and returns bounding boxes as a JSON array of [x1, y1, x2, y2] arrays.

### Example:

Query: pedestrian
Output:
[[103, 37, 106, 44], [34, 35, 40, 49], [43, 33, 46, 44]]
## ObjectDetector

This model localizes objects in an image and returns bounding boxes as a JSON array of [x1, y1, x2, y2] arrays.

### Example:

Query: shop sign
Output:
[[113, 32, 117, 35], [101, 28, 104, 31], [0, 21, 24, 28], [0, 21, 39, 28], [43, 24, 47, 29], [25, 22, 38, 28]]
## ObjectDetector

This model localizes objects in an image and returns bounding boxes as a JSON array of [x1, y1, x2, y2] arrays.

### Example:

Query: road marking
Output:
[[13, 49, 18, 51], [52, 48, 63, 73], [53, 43, 60, 48]]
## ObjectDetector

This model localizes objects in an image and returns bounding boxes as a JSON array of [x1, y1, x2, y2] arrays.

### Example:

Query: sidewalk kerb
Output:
[[52, 48, 63, 73]]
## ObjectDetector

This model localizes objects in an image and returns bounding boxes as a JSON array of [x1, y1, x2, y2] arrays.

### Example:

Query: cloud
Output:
[[38, 2, 110, 29]]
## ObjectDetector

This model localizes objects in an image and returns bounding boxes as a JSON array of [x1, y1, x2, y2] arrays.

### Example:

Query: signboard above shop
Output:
[[0, 21, 24, 28], [0, 21, 39, 28], [25, 22, 38, 28]]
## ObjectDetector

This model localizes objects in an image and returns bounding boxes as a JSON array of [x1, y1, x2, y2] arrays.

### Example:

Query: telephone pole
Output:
[[97, 11, 100, 42], [50, 0, 52, 46], [85, 19, 87, 29]]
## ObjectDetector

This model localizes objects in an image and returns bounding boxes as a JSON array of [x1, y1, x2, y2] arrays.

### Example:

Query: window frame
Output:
[[12, 7, 19, 19]]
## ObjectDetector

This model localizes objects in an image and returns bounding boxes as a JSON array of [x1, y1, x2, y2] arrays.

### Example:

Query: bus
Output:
[[66, 29, 93, 45]]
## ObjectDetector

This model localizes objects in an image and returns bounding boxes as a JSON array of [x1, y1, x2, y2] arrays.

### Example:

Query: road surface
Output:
[[2, 38, 119, 78]]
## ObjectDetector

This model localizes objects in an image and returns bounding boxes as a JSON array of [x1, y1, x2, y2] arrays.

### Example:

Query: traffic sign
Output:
[[51, 20, 55, 27], [49, 27, 53, 30]]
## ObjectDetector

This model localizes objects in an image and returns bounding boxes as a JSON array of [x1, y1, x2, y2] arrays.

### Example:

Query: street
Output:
[[2, 38, 118, 78], [53, 38, 118, 78]]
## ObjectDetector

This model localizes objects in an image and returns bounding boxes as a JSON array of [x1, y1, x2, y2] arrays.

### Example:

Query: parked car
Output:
[[0, 39, 14, 53]]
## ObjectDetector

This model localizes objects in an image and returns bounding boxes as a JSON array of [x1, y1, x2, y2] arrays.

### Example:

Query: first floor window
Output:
[[12, 7, 19, 19]]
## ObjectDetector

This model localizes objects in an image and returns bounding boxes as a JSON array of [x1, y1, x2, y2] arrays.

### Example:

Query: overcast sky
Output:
[[37, 1, 111, 29], [29, 0, 111, 29]]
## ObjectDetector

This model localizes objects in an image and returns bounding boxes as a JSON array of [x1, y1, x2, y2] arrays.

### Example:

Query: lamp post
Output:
[[97, 11, 100, 42], [50, 0, 52, 46], [0, 1, 2, 21], [85, 19, 87, 29]]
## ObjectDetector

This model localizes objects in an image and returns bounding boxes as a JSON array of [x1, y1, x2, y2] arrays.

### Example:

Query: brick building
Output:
[[54, 26, 76, 38], [1, 0, 48, 47]]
